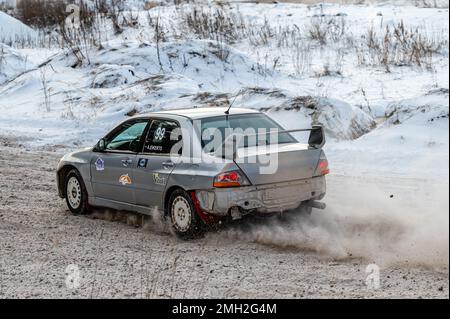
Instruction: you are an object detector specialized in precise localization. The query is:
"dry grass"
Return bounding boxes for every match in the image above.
[3,2,447,71]
[359,21,448,70]
[178,5,447,70]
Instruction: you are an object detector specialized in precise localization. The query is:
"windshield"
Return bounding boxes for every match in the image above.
[200,113,297,150]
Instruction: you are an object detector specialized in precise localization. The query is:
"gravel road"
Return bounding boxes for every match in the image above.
[0,143,448,298]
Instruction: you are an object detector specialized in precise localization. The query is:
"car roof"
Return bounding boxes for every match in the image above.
[137,107,261,120]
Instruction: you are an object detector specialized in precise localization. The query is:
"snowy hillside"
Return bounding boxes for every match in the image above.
[0,10,36,44]
[0,44,35,84]
[0,2,448,178]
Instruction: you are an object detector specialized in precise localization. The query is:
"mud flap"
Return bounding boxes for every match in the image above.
[190,191,221,225]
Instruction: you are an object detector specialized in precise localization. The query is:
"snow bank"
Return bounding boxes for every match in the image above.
[263,96,376,140]
[0,44,35,84]
[327,89,449,178]
[0,11,36,45]
[0,39,376,147]
[91,64,138,88]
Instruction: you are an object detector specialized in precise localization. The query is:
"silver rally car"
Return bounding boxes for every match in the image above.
[57,107,329,238]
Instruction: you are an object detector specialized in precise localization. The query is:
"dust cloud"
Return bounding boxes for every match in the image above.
[215,177,449,269]
[87,177,449,269]
[90,207,171,235]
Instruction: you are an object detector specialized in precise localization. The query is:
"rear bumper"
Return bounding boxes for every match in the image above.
[195,176,326,216]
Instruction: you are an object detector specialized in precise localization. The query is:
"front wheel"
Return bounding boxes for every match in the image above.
[168,189,204,239]
[65,169,89,215]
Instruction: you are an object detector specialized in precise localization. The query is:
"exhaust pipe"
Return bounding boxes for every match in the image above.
[306,200,326,210]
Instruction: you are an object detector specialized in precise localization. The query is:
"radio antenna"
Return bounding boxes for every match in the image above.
[225,89,243,115]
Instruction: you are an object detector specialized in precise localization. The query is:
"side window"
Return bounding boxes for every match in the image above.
[106,120,148,152]
[143,119,182,155]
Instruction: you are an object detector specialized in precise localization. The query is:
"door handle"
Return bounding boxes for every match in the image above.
[162,161,174,169]
[122,159,133,167]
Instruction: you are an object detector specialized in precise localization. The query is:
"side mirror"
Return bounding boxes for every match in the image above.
[96,138,106,152]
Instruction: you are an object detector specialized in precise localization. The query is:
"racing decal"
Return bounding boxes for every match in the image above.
[95,158,104,171]
[144,145,163,152]
[154,127,166,141]
[138,158,148,168]
[152,173,167,186]
[119,174,132,186]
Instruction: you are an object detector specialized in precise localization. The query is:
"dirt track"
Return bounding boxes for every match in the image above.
[0,144,448,299]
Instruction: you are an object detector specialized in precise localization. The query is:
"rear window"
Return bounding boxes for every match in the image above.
[200,113,297,149]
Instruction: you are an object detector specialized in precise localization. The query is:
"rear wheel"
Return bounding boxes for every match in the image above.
[168,189,204,239]
[65,169,89,215]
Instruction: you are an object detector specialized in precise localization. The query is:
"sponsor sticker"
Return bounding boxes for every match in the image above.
[145,145,163,152]
[138,158,148,168]
[119,174,132,186]
[152,173,167,186]
[95,158,104,171]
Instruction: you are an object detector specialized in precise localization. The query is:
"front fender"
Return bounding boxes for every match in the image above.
[56,147,95,198]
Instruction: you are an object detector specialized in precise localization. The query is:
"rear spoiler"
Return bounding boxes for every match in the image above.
[264,125,326,149]
[214,125,326,159]
[309,125,326,148]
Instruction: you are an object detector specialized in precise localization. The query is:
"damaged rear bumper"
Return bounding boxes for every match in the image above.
[195,176,326,216]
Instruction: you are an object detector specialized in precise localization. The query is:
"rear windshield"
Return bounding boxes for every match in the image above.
[200,113,297,149]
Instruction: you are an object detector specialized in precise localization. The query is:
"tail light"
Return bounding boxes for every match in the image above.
[315,152,330,176]
[213,170,249,188]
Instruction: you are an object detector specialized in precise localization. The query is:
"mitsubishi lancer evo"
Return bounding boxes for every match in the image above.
[57,107,329,238]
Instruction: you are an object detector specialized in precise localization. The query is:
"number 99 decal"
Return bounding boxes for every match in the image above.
[154,127,166,141]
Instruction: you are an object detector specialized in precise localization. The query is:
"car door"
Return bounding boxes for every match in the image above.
[134,118,182,208]
[91,118,150,204]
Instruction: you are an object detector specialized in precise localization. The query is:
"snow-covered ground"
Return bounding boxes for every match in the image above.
[0,10,36,44]
[0,2,448,180]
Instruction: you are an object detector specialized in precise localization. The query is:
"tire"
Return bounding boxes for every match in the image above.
[168,189,204,239]
[64,169,89,215]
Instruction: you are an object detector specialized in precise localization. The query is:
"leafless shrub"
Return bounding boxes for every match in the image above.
[309,19,328,45]
[61,92,77,120]
[253,52,272,77]
[154,12,166,71]
[122,10,139,29]
[94,0,110,15]
[366,26,378,50]
[6,1,447,75]
[56,0,124,65]
[59,17,93,67]
[292,42,312,75]
[0,45,5,74]
[363,21,448,70]
[180,6,247,44]
[360,87,372,114]
[0,2,14,14]
[39,66,50,112]
[248,18,274,46]
[315,62,343,78]
[210,39,231,62]
[17,0,95,29]
[308,17,346,45]
[144,1,160,11]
